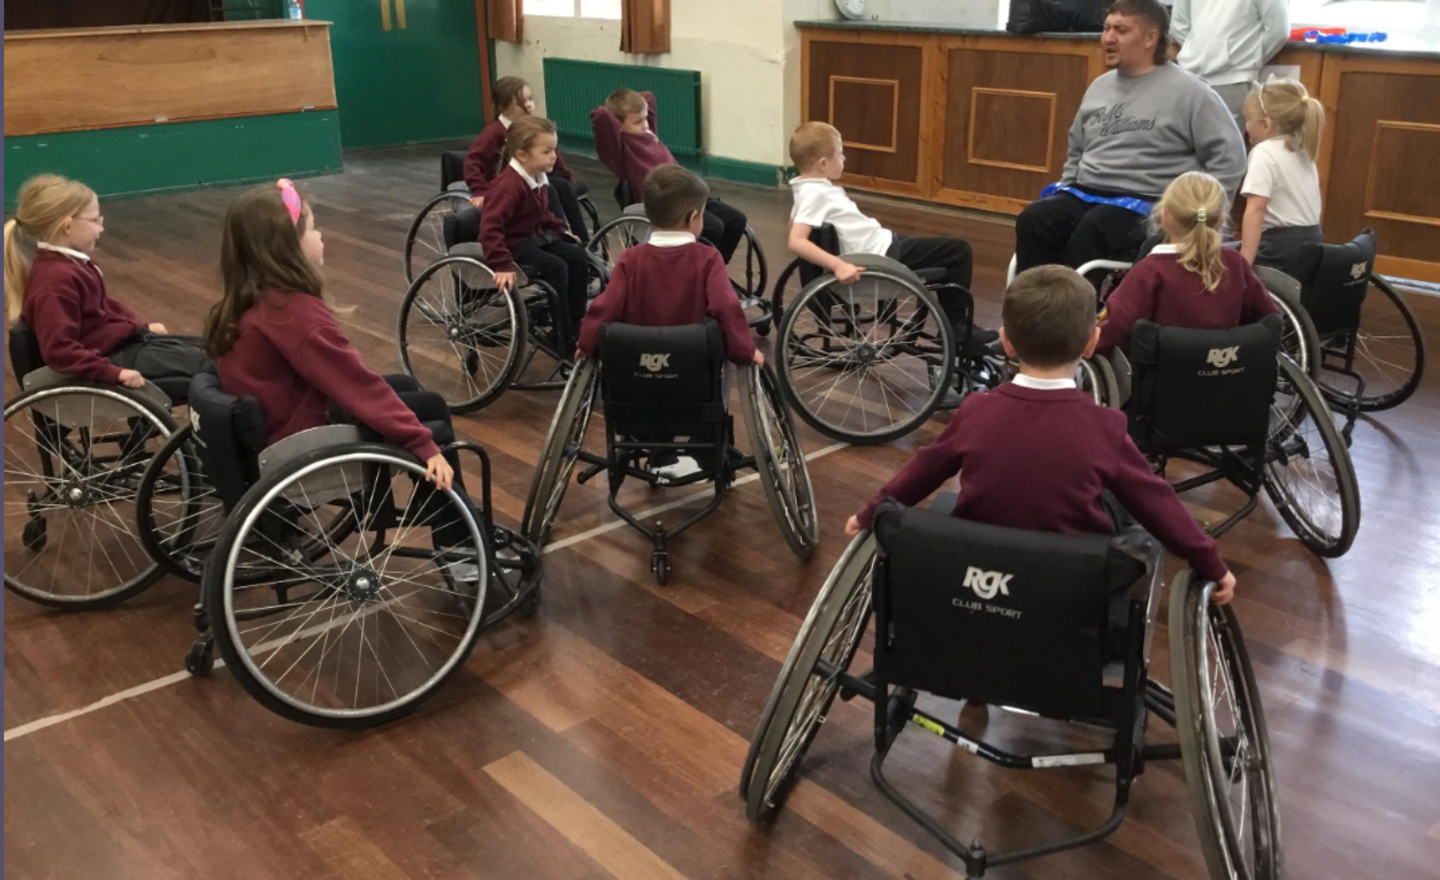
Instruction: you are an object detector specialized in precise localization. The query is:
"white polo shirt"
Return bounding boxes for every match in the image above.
[789,176,893,256]
[1241,138,1322,230]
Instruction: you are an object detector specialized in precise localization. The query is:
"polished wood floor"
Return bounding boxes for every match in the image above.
[5,147,1440,880]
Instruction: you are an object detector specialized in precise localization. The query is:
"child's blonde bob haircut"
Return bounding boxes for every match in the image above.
[789,122,842,174]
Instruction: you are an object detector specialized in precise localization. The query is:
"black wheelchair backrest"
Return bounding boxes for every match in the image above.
[798,224,841,286]
[187,372,268,513]
[440,150,467,192]
[1299,228,1376,337]
[1127,315,1281,454]
[443,206,483,250]
[872,506,1152,721]
[599,320,726,428]
[8,320,46,380]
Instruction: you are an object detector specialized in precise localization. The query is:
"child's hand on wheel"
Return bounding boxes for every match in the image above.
[117,369,145,389]
[1211,571,1236,605]
[493,271,517,292]
[425,454,455,492]
[147,322,168,334]
[833,261,864,285]
[844,515,862,537]
[752,350,765,368]
[470,196,484,209]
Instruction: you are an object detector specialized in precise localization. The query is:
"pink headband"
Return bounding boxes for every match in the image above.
[277,178,302,224]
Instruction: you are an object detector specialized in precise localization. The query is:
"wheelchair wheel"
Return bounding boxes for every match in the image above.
[578,194,601,238]
[1317,274,1426,412]
[770,257,805,330]
[4,385,176,609]
[1262,357,1361,557]
[404,191,472,285]
[398,255,528,414]
[204,444,487,728]
[1267,288,1322,382]
[136,424,225,582]
[521,358,600,545]
[778,272,955,445]
[731,226,772,335]
[742,532,876,821]
[740,364,818,559]
[1171,570,1282,880]
[586,214,651,274]
[1077,356,1119,407]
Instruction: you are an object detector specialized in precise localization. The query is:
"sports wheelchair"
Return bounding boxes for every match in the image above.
[521,320,817,585]
[585,179,774,336]
[397,200,608,413]
[139,372,542,728]
[1095,315,1360,557]
[4,321,195,609]
[741,504,1280,880]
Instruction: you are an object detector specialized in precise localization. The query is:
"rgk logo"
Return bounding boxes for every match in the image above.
[639,353,671,372]
[1206,346,1240,369]
[963,566,1013,600]
[1350,261,1367,281]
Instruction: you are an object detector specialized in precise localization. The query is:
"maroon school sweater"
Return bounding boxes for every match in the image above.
[1097,248,1280,352]
[21,249,145,384]
[216,290,439,462]
[478,165,568,273]
[856,383,1227,581]
[462,118,573,197]
[590,91,676,199]
[577,241,756,362]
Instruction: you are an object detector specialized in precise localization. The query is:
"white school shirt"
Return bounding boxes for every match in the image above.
[1011,374,1077,390]
[37,242,92,261]
[508,157,549,190]
[647,231,696,248]
[788,176,893,257]
[1240,138,1322,230]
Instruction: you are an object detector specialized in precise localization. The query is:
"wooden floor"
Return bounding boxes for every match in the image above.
[6,146,1440,880]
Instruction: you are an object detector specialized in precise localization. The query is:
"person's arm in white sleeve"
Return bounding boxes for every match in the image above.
[1258,0,1291,64]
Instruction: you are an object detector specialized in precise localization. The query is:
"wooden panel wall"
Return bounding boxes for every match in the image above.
[3,21,338,136]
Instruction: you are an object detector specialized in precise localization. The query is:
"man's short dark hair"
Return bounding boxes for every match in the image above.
[642,165,709,229]
[1107,0,1171,65]
[1002,266,1097,368]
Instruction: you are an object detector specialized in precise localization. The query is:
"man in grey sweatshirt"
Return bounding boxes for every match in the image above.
[1014,0,1246,273]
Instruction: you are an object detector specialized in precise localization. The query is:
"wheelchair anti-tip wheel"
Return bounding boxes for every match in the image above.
[136,423,225,582]
[1317,273,1426,412]
[1262,357,1361,557]
[1171,570,1282,880]
[203,444,488,728]
[741,532,877,822]
[398,254,528,414]
[521,358,600,546]
[405,191,473,285]
[4,385,177,609]
[778,271,956,445]
[740,364,818,558]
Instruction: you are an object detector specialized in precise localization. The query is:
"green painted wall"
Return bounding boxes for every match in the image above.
[556,135,787,190]
[4,112,343,211]
[306,0,486,150]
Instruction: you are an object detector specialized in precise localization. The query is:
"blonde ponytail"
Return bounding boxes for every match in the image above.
[1252,79,1325,162]
[1159,171,1228,292]
[4,175,98,325]
[1300,96,1324,162]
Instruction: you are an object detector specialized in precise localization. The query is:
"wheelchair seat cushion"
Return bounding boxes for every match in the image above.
[599,321,726,428]
[188,372,268,512]
[1127,316,1281,454]
[872,506,1150,720]
[8,321,46,379]
[1298,228,1376,338]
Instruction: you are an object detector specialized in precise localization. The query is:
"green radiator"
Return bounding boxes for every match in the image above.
[542,59,702,158]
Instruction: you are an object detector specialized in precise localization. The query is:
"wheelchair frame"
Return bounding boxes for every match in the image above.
[438,149,600,244]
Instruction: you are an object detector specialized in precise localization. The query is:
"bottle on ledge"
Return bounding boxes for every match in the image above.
[286,0,303,20]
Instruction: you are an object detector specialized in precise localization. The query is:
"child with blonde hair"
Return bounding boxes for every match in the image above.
[4,174,210,388]
[1238,78,1326,281]
[1097,171,1279,352]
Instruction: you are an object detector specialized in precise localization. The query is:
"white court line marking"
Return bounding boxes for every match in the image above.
[3,442,849,742]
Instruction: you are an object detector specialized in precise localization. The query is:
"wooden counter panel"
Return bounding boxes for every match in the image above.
[806,39,925,187]
[3,22,337,136]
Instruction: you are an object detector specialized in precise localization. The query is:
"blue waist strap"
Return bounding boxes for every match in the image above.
[1042,183,1152,217]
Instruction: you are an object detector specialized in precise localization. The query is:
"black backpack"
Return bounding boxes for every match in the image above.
[1007,0,1108,34]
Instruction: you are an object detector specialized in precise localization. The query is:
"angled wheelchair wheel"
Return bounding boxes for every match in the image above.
[731,226,773,335]
[521,358,600,546]
[1267,287,1322,382]
[586,214,652,274]
[577,194,601,238]
[770,257,806,330]
[398,255,528,414]
[1263,357,1361,557]
[204,444,488,728]
[4,385,176,609]
[404,191,473,285]
[1317,274,1426,412]
[742,532,876,821]
[778,272,956,445]
[1077,356,1119,407]
[740,364,818,559]
[136,424,225,582]
[1171,570,1282,880]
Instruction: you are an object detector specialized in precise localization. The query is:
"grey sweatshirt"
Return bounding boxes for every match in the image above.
[1061,63,1247,203]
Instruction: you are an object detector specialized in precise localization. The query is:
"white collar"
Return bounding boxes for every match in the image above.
[37,242,91,262]
[499,114,514,129]
[508,158,548,190]
[789,175,834,190]
[1012,374,1077,390]
[1149,243,1179,255]
[647,231,697,248]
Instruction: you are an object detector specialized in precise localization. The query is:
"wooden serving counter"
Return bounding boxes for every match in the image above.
[798,21,1440,282]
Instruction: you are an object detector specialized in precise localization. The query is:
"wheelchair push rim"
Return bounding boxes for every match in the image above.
[740,363,819,559]
[521,358,600,546]
[1171,571,1282,880]
[1262,357,1361,557]
[743,532,877,822]
[778,271,956,445]
[1317,274,1426,412]
[398,255,529,415]
[4,385,175,609]
[404,191,473,285]
[205,446,488,727]
[136,423,225,582]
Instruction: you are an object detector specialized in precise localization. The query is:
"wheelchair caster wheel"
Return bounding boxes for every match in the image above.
[22,515,47,554]
[756,320,772,337]
[185,638,214,677]
[651,552,671,586]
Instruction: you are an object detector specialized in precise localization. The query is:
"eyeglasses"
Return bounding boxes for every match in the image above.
[74,215,104,226]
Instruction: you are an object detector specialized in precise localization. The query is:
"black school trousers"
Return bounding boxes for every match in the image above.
[886,234,975,329]
[511,236,590,350]
[1015,191,1151,273]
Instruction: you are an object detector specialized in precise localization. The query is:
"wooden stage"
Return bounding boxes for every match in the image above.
[5,149,1440,880]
